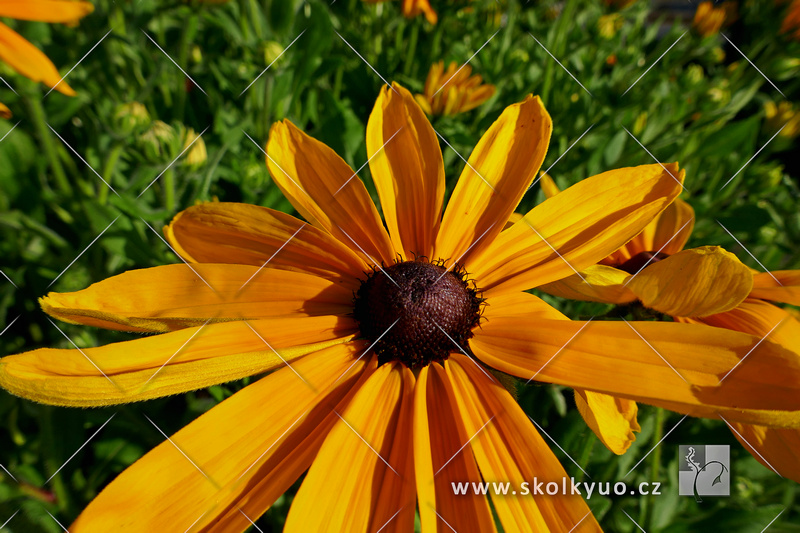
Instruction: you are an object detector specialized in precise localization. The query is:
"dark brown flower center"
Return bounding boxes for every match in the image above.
[617,250,670,275]
[353,259,483,369]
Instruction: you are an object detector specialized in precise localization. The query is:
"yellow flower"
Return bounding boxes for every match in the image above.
[4,85,800,531]
[181,127,207,168]
[414,61,496,116]
[365,0,438,24]
[538,175,800,475]
[597,14,623,39]
[692,1,737,38]
[764,100,800,140]
[0,0,93,103]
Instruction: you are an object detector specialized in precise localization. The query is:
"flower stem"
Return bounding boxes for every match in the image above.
[98,143,124,205]
[641,407,665,527]
[25,96,72,196]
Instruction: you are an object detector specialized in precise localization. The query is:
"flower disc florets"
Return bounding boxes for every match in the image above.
[353,258,484,369]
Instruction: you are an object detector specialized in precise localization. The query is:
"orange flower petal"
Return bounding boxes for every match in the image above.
[574,389,640,455]
[650,197,694,255]
[538,265,638,305]
[0,101,10,119]
[729,423,800,483]
[0,21,74,95]
[367,84,445,258]
[0,1,93,23]
[694,298,800,352]
[749,270,800,306]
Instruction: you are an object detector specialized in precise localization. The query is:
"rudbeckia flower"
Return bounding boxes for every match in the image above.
[4,85,800,532]
[691,1,737,38]
[0,0,94,112]
[364,0,438,25]
[539,174,800,476]
[414,60,496,116]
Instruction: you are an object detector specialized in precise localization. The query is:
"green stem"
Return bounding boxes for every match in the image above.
[403,23,420,78]
[175,14,199,123]
[98,143,124,205]
[164,167,176,212]
[41,407,72,513]
[25,96,72,195]
[642,408,665,527]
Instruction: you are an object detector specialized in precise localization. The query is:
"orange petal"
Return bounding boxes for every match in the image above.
[41,264,353,333]
[0,22,74,95]
[446,354,602,532]
[367,84,445,258]
[435,95,552,264]
[165,202,366,288]
[650,197,694,255]
[0,1,93,23]
[574,389,640,455]
[70,345,373,532]
[285,362,416,532]
[266,120,395,265]
[729,423,800,483]
[749,270,800,306]
[0,101,10,119]
[538,265,638,305]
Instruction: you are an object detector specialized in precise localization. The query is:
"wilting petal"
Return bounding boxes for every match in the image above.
[471,164,684,296]
[70,345,373,532]
[0,1,93,22]
[0,317,359,407]
[367,84,444,258]
[414,364,497,533]
[165,202,366,288]
[266,120,395,264]
[446,355,602,532]
[471,317,800,424]
[750,270,800,306]
[41,264,353,332]
[627,246,753,317]
[0,22,75,95]
[285,362,416,532]
[436,95,551,264]
[539,265,638,305]
[729,423,800,483]
[574,389,640,455]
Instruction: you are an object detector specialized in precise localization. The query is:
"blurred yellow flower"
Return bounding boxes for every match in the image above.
[414,60,495,116]
[365,0,438,24]
[182,127,207,168]
[598,13,623,38]
[0,101,10,119]
[764,100,800,139]
[692,1,737,38]
[781,0,800,39]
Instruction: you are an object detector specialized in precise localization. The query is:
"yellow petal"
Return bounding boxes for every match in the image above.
[266,120,395,264]
[538,265,638,305]
[538,172,561,199]
[69,344,372,532]
[650,197,694,255]
[0,1,93,22]
[414,364,497,533]
[0,22,75,95]
[165,202,366,288]
[483,290,568,321]
[470,317,800,424]
[285,362,416,532]
[750,270,800,306]
[0,317,359,407]
[574,389,640,455]
[367,84,445,258]
[471,163,684,296]
[692,298,800,351]
[435,95,552,264]
[446,355,602,532]
[627,246,753,317]
[729,423,800,483]
[0,101,10,119]
[41,264,353,333]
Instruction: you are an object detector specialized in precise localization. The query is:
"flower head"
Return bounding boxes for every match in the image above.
[3,85,800,531]
[414,61,496,116]
[692,1,737,38]
[764,100,800,140]
[365,0,438,24]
